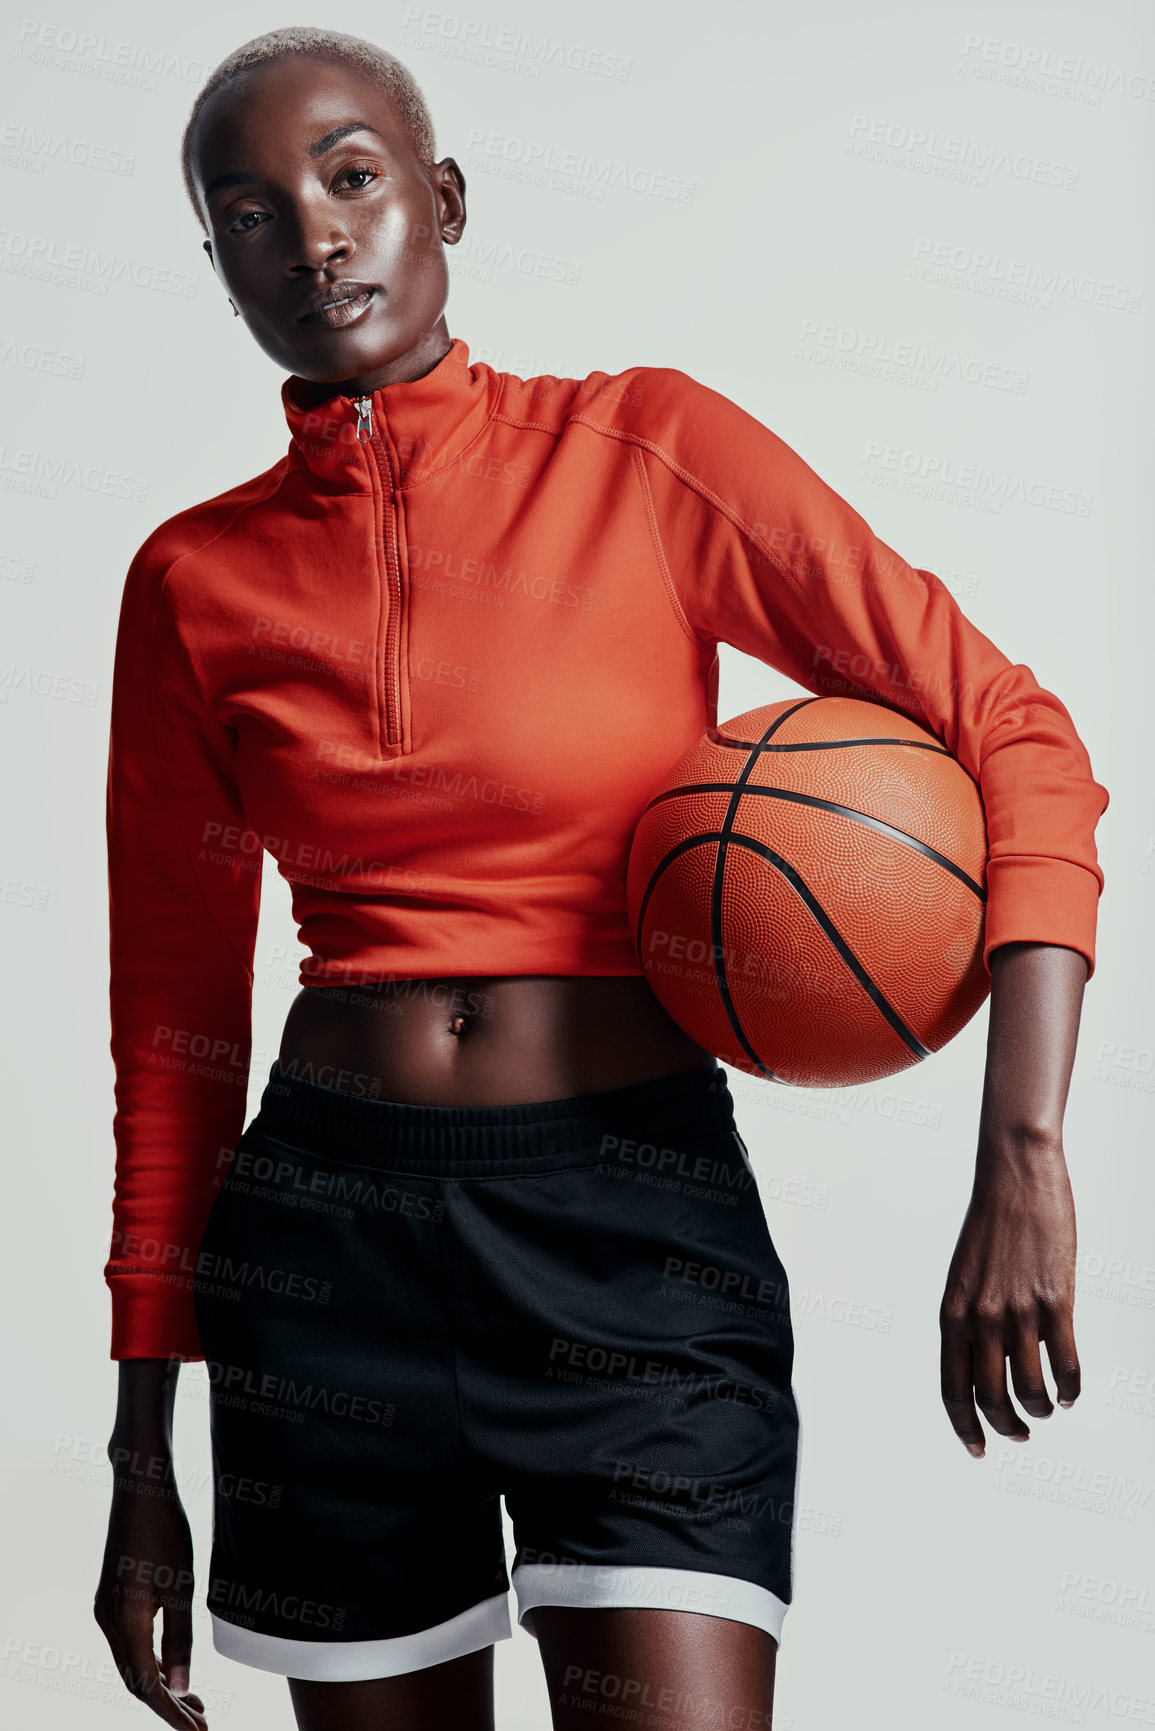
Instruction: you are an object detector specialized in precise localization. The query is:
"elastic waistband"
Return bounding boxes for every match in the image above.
[249,1060,736,1176]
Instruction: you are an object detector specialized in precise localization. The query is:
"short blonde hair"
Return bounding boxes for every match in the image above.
[181,26,437,227]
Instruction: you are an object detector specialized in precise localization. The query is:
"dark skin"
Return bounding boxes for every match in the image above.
[93,52,1090,1731]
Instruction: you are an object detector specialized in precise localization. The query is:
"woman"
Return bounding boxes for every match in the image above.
[93,26,1108,1731]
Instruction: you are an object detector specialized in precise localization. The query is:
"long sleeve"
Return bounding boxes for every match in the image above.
[633,371,1109,979]
[105,533,262,1359]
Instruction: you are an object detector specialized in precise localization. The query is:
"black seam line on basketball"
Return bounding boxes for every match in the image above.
[641,783,986,902]
[643,830,933,1064]
[727,834,933,1059]
[711,700,817,1080]
[707,735,951,756]
[632,699,819,1085]
[633,830,783,1084]
[636,736,949,820]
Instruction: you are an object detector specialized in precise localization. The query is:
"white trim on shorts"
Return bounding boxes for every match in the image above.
[512,1562,788,1644]
[208,1591,513,1682]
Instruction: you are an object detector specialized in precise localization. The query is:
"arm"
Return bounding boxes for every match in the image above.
[97,1359,207,1729]
[95,531,261,1725]
[940,939,1087,1454]
[104,532,261,1360]
[631,369,1108,1446]
[629,369,1109,978]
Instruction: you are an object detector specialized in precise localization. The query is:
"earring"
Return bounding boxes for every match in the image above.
[228,298,239,317]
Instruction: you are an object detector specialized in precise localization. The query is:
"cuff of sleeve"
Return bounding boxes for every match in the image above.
[982,854,1102,982]
[109,1279,206,1362]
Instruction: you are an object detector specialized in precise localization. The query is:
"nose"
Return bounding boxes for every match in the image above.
[284,199,355,276]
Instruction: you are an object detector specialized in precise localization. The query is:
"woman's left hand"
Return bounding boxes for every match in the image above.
[939,1135,1080,1456]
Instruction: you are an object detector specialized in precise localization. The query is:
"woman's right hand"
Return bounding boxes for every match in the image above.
[95,1359,208,1727]
[94,1471,208,1728]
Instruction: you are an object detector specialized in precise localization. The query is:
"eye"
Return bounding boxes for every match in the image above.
[224,208,268,236]
[335,162,383,192]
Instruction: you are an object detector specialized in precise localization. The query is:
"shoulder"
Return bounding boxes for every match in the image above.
[121,456,291,612]
[492,358,731,441]
[496,361,774,475]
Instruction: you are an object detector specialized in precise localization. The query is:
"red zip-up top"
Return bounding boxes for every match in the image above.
[105,335,1109,1359]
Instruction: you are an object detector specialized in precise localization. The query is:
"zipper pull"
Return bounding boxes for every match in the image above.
[352,395,373,442]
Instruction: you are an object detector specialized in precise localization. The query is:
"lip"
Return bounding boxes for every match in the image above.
[297,284,378,329]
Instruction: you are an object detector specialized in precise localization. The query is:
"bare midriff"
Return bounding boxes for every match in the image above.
[277,975,717,1106]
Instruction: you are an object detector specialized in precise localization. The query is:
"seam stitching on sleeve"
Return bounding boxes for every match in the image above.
[564,414,809,599]
[630,445,703,650]
[489,412,565,436]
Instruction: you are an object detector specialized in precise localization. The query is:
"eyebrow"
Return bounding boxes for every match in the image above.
[202,122,386,199]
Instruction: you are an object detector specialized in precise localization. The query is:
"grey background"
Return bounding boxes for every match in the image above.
[1,1,1151,1724]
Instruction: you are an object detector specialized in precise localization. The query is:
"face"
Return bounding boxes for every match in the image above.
[189,54,466,394]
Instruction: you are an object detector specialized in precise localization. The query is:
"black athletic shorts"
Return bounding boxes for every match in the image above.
[191,1059,801,1682]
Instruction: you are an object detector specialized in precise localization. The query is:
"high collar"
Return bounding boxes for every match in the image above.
[280,336,498,488]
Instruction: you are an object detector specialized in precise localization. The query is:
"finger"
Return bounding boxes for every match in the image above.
[118,1601,204,1728]
[1041,1306,1082,1408]
[97,1595,198,1728]
[940,1326,985,1456]
[972,1326,1030,1441]
[1008,1313,1054,1420]
[160,1601,208,1726]
[160,1598,193,1699]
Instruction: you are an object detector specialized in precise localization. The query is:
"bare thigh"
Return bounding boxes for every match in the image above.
[287,1644,494,1730]
[534,1606,777,1731]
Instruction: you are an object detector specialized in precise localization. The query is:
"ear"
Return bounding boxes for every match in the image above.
[433,157,467,246]
[203,238,216,275]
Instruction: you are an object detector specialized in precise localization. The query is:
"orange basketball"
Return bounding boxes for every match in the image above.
[626,696,990,1087]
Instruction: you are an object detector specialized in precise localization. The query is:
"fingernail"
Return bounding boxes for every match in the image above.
[965,1443,984,1458]
[1059,1398,1075,1408]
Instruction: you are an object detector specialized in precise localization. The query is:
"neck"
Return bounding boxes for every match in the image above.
[296,321,454,406]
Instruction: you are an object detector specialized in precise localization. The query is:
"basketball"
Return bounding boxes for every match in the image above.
[626,696,991,1088]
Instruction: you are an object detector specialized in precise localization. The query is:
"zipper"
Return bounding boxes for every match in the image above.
[348,393,407,753]
[352,394,373,443]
